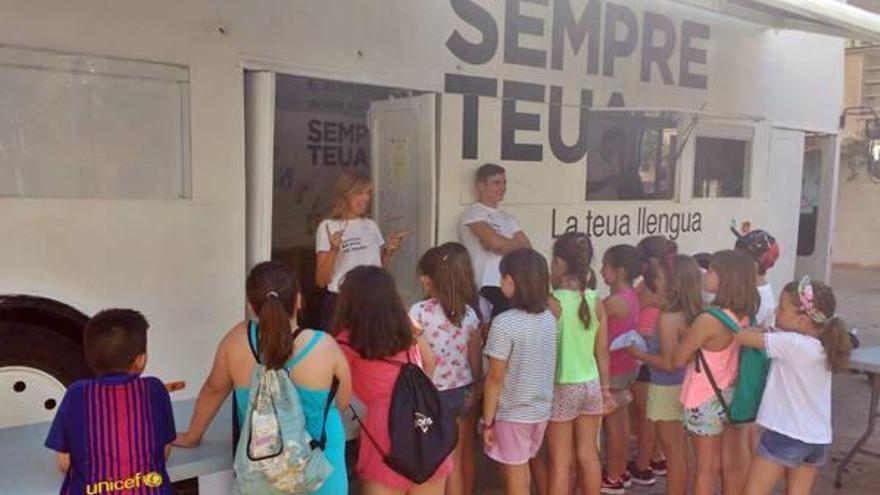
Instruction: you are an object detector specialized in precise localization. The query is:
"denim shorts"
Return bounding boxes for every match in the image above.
[756,429,830,468]
[439,384,473,418]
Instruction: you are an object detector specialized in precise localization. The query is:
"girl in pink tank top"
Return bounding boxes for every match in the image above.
[599,244,642,489]
[672,250,759,495]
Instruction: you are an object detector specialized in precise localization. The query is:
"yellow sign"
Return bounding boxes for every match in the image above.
[86,471,164,494]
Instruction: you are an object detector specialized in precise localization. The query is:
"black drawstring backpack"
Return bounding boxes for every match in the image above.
[343,342,457,483]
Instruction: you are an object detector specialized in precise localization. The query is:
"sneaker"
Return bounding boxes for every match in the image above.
[620,470,632,488]
[627,461,657,486]
[650,459,667,476]
[601,475,626,495]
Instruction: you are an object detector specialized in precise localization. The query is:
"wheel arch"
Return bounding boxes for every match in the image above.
[0,294,89,345]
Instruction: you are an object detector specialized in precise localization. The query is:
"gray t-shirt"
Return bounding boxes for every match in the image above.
[484,309,557,422]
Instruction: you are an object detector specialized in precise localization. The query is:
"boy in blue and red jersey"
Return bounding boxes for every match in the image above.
[45,309,176,494]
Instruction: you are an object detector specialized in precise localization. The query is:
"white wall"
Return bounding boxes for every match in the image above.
[435,1,843,294]
[833,174,880,267]
[0,0,844,389]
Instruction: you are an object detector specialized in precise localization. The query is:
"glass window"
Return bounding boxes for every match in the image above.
[586,111,681,201]
[0,47,190,199]
[797,135,825,256]
[693,136,750,198]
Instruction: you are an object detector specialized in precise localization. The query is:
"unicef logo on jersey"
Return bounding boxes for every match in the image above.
[414,412,434,434]
[86,471,164,494]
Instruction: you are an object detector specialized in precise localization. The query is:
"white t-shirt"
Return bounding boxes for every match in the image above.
[756,331,832,444]
[408,299,480,391]
[315,218,384,293]
[756,283,777,328]
[459,203,522,288]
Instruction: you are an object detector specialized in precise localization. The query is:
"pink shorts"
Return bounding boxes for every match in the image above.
[484,420,548,465]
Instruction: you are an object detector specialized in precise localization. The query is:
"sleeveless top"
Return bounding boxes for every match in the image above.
[606,286,640,377]
[234,323,347,495]
[638,306,661,335]
[336,330,453,489]
[645,324,686,385]
[554,288,600,384]
[680,311,742,409]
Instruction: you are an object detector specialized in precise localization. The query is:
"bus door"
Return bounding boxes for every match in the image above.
[369,94,438,305]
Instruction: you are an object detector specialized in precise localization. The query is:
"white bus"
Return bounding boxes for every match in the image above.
[1,0,877,488]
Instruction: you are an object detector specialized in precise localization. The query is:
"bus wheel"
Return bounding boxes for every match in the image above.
[0,322,92,428]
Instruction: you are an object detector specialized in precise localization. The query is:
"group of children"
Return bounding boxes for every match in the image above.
[469,229,850,495]
[44,225,853,495]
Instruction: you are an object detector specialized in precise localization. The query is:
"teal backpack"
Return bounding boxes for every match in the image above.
[695,306,770,424]
[233,324,338,494]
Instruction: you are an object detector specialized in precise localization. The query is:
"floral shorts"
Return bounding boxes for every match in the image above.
[550,380,604,422]
[684,387,734,436]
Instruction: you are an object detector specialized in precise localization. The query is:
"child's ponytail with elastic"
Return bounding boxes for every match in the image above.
[258,293,294,370]
[246,261,298,370]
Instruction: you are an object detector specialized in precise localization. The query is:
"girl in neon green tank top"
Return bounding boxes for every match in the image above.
[543,232,612,495]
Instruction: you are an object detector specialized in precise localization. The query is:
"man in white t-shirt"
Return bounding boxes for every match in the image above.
[459,163,531,318]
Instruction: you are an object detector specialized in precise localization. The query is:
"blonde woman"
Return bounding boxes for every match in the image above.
[315,172,407,330]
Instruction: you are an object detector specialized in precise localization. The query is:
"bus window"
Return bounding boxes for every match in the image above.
[693,136,751,198]
[0,46,190,199]
[586,111,682,201]
[637,127,678,200]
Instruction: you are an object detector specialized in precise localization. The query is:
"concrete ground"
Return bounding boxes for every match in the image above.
[473,266,880,495]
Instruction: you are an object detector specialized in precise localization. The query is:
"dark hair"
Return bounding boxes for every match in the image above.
[637,236,678,292]
[709,250,758,319]
[603,244,642,284]
[661,255,704,324]
[333,265,414,359]
[475,163,505,183]
[499,249,549,314]
[84,309,149,375]
[552,232,596,328]
[781,280,851,372]
[693,252,712,270]
[418,243,480,326]
[246,261,298,370]
[733,229,779,276]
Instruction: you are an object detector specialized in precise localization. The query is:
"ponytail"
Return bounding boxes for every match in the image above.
[783,278,852,373]
[586,268,597,291]
[552,233,595,330]
[246,261,299,370]
[258,294,293,370]
[819,316,851,373]
[419,243,478,327]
